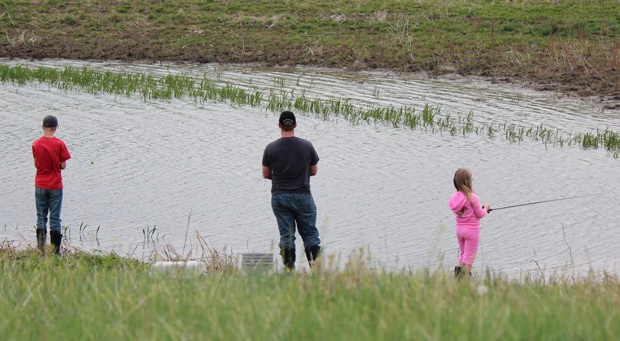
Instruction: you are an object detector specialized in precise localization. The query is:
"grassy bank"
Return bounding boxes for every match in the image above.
[1,0,619,101]
[1,246,619,340]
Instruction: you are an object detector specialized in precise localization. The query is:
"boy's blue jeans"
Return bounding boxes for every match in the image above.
[271,193,320,249]
[35,188,63,234]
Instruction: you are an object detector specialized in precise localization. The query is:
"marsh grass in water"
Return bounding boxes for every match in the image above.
[2,63,619,156]
[1,244,619,340]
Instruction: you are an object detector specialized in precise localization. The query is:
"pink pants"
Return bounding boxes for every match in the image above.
[456,227,479,265]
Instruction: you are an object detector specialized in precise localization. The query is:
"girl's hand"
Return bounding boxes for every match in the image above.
[483,203,491,212]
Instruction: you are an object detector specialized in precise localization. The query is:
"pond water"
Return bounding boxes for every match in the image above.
[1,59,619,279]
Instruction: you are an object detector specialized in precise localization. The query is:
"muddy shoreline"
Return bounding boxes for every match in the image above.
[3,42,619,110]
[2,0,620,109]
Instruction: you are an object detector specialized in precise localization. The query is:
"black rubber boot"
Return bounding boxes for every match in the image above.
[36,229,46,254]
[454,266,462,278]
[50,230,62,256]
[281,248,296,270]
[304,245,321,268]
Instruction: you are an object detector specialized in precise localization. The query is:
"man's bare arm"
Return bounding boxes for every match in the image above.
[309,164,317,176]
[262,166,272,179]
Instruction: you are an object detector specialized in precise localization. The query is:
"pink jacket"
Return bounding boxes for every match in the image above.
[449,191,487,229]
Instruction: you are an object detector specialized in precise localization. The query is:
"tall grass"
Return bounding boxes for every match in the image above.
[1,244,619,340]
[1,63,619,156]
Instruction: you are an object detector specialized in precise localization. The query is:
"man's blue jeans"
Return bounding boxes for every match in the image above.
[271,193,320,249]
[35,188,63,234]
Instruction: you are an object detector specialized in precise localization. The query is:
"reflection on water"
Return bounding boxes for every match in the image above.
[1,59,619,279]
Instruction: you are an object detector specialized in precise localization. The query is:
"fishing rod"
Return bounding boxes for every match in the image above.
[488,193,600,212]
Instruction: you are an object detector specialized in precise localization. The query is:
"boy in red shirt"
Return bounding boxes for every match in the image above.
[32,115,71,255]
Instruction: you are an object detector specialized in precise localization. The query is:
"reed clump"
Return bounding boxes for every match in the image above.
[1,63,619,156]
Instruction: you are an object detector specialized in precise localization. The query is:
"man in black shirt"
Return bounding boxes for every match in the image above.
[262,111,321,271]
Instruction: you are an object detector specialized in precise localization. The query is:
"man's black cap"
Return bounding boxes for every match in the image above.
[279,111,296,126]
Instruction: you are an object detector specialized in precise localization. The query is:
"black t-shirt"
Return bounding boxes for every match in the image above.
[262,136,319,194]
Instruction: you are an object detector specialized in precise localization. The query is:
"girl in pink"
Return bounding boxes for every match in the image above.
[448,168,490,278]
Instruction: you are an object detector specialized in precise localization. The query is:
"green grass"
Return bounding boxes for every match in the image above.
[1,245,619,340]
[2,63,619,156]
[1,0,619,99]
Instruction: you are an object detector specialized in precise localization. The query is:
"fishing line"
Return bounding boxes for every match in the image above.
[488,193,601,212]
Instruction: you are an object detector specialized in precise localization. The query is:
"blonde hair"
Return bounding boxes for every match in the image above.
[453,168,473,201]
